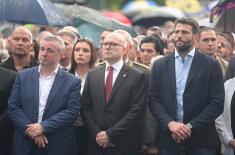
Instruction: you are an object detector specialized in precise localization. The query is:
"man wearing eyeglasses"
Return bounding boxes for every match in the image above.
[8,36,81,155]
[81,32,148,155]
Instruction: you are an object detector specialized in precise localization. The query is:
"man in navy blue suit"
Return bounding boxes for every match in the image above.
[8,35,81,155]
[148,18,225,155]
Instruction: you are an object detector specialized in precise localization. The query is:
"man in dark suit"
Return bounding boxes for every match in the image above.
[81,32,148,155]
[0,67,17,155]
[8,35,81,155]
[148,18,225,155]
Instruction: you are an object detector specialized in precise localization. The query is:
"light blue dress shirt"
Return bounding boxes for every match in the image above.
[175,48,195,122]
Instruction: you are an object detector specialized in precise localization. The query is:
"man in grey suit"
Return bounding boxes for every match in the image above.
[148,18,225,155]
[81,31,148,155]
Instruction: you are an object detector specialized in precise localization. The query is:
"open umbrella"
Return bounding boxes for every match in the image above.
[210,0,235,32]
[122,0,158,19]
[132,7,185,28]
[55,4,137,47]
[102,10,132,25]
[0,0,70,26]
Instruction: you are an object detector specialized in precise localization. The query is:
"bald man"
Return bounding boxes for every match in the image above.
[81,32,148,155]
[0,27,38,72]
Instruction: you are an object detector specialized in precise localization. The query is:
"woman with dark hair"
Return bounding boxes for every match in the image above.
[70,38,97,93]
[69,38,97,155]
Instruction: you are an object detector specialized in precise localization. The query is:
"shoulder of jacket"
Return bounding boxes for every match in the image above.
[95,61,105,66]
[133,62,150,70]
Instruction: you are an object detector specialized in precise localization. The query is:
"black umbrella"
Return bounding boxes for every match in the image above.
[0,0,70,26]
[132,7,185,28]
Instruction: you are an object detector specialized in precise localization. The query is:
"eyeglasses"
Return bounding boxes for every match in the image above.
[100,42,125,49]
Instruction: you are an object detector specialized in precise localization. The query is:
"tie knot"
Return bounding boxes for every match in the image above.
[108,66,113,72]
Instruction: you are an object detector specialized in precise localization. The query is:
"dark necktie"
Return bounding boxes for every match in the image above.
[105,66,113,102]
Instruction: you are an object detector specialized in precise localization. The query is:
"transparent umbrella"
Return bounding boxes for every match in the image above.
[55,4,137,48]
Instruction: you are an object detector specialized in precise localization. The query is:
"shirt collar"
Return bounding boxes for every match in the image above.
[59,64,71,70]
[38,64,59,78]
[105,59,124,72]
[174,47,195,58]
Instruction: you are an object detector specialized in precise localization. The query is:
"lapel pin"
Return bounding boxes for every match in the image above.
[123,74,127,77]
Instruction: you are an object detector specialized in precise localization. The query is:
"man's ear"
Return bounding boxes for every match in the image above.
[7,37,12,46]
[194,34,199,42]
[29,42,34,51]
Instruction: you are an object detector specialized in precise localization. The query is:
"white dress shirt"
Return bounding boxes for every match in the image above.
[38,66,59,123]
[105,60,124,87]
[75,71,87,94]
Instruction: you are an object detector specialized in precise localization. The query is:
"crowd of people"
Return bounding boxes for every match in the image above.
[0,17,235,155]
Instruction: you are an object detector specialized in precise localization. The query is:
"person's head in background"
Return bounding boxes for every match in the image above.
[127,38,139,62]
[135,35,146,63]
[113,29,133,62]
[146,26,163,38]
[164,21,175,32]
[55,29,77,69]
[197,27,217,58]
[62,26,81,39]
[29,39,40,60]
[164,31,175,55]
[0,38,9,62]
[217,32,234,61]
[8,27,33,58]
[139,35,164,66]
[36,30,53,43]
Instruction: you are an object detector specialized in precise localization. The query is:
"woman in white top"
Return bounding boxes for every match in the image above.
[69,38,97,155]
[216,77,235,155]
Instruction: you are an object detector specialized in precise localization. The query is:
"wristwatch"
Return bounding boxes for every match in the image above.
[186,123,192,129]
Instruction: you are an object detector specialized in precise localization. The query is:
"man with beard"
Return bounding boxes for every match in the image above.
[148,18,224,155]
[0,27,38,72]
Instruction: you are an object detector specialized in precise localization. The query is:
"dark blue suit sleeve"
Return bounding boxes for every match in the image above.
[189,60,225,129]
[8,74,32,135]
[148,61,173,131]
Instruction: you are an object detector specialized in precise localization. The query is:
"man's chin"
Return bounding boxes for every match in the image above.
[14,52,26,57]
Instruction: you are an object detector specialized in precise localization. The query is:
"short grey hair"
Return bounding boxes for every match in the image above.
[42,35,65,53]
[113,29,133,46]
[55,29,77,45]
[11,27,33,43]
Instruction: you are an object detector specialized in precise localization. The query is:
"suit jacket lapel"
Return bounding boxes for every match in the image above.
[168,54,176,96]
[44,69,66,112]
[107,64,128,104]
[32,67,40,122]
[185,50,202,90]
[98,65,106,105]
